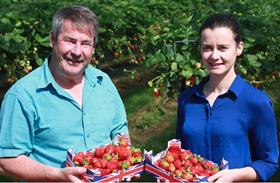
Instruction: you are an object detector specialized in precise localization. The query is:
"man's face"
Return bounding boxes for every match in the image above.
[50,20,94,78]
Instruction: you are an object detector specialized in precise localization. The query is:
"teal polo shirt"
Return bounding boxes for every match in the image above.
[0,57,129,168]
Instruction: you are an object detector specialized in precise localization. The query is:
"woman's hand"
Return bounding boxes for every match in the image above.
[207,167,259,183]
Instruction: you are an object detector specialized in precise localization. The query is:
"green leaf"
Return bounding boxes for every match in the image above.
[181,70,193,79]
[246,54,261,67]
[34,34,50,47]
[238,64,247,75]
[175,53,184,62]
[171,62,177,71]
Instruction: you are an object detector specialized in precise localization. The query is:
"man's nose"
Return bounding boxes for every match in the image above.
[71,43,82,56]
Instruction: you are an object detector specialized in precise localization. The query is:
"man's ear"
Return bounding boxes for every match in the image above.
[237,41,244,56]
[50,31,54,48]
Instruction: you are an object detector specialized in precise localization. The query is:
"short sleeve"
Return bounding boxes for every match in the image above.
[0,92,35,157]
[103,75,129,139]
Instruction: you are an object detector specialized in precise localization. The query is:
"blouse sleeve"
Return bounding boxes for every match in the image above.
[248,95,279,181]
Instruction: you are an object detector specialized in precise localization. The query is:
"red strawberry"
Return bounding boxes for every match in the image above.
[73,152,85,166]
[119,138,129,147]
[190,156,198,165]
[116,146,129,160]
[131,147,142,157]
[203,161,216,169]
[158,159,169,170]
[210,168,219,175]
[168,163,176,173]
[168,144,181,153]
[182,172,194,181]
[121,160,131,169]
[153,88,162,97]
[83,164,93,169]
[94,147,105,158]
[93,159,102,168]
[131,156,143,165]
[102,153,112,161]
[173,159,182,169]
[105,144,115,154]
[175,170,182,177]
[165,151,174,163]
[106,161,118,172]
[100,159,107,168]
[180,150,192,160]
[100,168,111,176]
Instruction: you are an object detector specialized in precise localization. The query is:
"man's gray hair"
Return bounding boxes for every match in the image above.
[52,5,99,46]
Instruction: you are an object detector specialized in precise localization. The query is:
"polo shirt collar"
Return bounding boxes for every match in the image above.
[194,75,245,99]
[38,56,103,90]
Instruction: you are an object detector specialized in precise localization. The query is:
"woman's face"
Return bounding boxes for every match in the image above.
[200,27,243,76]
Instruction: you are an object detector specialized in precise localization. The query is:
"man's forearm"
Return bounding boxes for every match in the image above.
[0,155,63,181]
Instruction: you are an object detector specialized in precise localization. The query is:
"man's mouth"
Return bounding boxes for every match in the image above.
[65,57,84,65]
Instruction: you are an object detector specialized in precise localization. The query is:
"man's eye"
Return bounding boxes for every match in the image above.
[82,42,93,46]
[64,39,75,44]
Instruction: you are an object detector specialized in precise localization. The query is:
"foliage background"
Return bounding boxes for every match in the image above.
[0,0,280,90]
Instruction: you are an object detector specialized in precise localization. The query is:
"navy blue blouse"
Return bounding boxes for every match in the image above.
[176,75,279,181]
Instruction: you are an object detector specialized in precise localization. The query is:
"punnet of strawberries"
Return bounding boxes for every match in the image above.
[154,143,220,182]
[68,135,143,176]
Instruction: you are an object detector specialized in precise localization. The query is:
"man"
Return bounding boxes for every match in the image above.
[0,5,129,182]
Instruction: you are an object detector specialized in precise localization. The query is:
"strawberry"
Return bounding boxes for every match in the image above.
[182,172,194,181]
[83,164,93,169]
[119,138,129,147]
[168,144,181,154]
[94,147,105,158]
[100,168,111,176]
[93,159,102,169]
[102,153,112,161]
[203,160,217,170]
[131,156,143,165]
[121,160,131,169]
[100,159,107,168]
[116,146,129,160]
[158,159,169,170]
[153,88,162,97]
[175,170,182,177]
[105,144,115,154]
[173,159,182,169]
[210,168,219,175]
[190,156,198,165]
[180,150,192,160]
[168,163,176,173]
[73,152,85,166]
[106,161,118,172]
[131,147,142,157]
[165,151,175,163]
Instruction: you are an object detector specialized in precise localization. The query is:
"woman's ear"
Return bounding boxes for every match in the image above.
[50,31,54,48]
[237,41,244,56]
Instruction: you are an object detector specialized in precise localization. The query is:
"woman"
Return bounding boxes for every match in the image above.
[176,13,279,182]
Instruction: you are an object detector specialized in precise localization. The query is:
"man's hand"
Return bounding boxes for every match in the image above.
[60,167,87,182]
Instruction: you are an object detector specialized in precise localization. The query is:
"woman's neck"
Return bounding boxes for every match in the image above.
[205,70,236,96]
